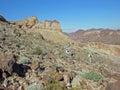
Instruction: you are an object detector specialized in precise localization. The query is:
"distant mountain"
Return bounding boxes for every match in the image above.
[69,29,120,45]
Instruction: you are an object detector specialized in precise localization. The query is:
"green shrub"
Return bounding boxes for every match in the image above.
[84,71,103,81]
[44,77,88,90]
[19,57,29,64]
[41,50,47,56]
[46,78,80,90]
[27,83,43,90]
[27,50,34,55]
[46,78,62,90]
[59,52,66,58]
[28,47,43,55]
[75,55,81,60]
[52,63,59,67]
[33,47,43,55]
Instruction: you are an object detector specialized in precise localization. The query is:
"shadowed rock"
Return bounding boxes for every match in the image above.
[0,15,7,22]
[0,51,18,82]
[0,51,17,75]
[13,63,31,77]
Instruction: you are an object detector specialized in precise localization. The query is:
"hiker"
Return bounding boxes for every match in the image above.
[88,52,93,63]
[66,48,73,56]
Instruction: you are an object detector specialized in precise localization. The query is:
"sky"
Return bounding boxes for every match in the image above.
[0,0,120,32]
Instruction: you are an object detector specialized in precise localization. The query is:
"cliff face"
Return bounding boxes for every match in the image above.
[70,29,120,45]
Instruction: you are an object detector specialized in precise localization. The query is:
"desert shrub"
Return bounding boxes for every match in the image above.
[27,83,43,90]
[19,57,30,64]
[84,71,103,81]
[27,47,43,55]
[27,50,34,55]
[46,78,80,90]
[52,63,59,67]
[46,78,67,90]
[33,47,43,55]
[75,55,81,60]
[59,52,66,58]
[81,49,89,54]
[41,50,47,56]
[52,49,60,55]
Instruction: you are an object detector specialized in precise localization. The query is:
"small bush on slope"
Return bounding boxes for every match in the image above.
[84,71,104,81]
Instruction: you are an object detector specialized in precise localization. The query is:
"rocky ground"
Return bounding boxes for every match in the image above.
[0,15,120,90]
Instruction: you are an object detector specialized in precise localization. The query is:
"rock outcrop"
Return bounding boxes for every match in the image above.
[39,20,62,31]
[43,20,52,30]
[0,15,62,32]
[15,16,39,30]
[0,51,17,79]
[0,15,7,22]
[52,20,62,32]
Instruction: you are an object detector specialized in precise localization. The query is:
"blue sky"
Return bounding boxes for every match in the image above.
[0,0,120,32]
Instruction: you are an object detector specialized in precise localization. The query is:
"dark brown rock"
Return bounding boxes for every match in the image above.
[0,51,17,76]
[0,15,7,22]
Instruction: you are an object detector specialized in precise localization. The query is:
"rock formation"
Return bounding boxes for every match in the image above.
[0,15,62,32]
[52,20,62,32]
[16,16,39,30]
[43,20,52,30]
[42,20,62,31]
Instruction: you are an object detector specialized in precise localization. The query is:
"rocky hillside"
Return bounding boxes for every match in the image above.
[69,29,120,45]
[0,15,120,90]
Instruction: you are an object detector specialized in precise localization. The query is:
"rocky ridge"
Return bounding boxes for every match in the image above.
[1,15,62,32]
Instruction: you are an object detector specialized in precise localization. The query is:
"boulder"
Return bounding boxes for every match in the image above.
[0,51,17,75]
[31,60,40,71]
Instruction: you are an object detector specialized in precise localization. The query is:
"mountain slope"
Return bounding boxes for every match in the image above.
[0,16,120,90]
[69,29,120,45]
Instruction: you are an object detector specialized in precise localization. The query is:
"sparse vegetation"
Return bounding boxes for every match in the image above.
[32,47,48,56]
[75,55,81,60]
[84,71,103,81]
[52,63,59,67]
[19,57,30,64]
[27,83,43,90]
[46,78,64,90]
[29,47,43,55]
[41,50,47,56]
[59,52,66,58]
[46,78,77,90]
